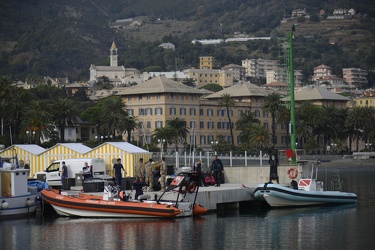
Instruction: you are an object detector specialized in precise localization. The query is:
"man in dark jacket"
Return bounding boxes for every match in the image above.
[210,155,224,186]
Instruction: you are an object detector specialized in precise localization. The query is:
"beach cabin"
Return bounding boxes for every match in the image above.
[84,142,152,177]
[0,144,46,177]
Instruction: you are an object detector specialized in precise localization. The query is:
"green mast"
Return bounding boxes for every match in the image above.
[289,24,297,164]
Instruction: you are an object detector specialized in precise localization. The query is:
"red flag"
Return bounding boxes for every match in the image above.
[286,149,294,158]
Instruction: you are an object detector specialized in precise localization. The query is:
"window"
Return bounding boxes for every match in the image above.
[190,121,196,129]
[181,94,184,101]
[170,107,176,115]
[145,108,152,115]
[180,108,186,115]
[255,110,260,117]
[217,122,222,129]
[157,94,161,101]
[170,93,175,100]
[128,96,132,102]
[263,122,269,129]
[138,95,142,101]
[127,109,134,116]
[155,108,163,115]
[155,121,163,128]
[200,135,206,145]
[208,135,214,143]
[208,122,214,129]
[200,109,204,115]
[207,109,213,116]
[138,108,145,116]
[200,121,204,129]
[189,108,196,116]
[146,121,151,129]
[217,110,225,116]
[146,94,151,101]
[138,121,143,128]
[263,111,268,118]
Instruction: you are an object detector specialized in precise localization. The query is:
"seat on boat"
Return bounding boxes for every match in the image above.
[138,194,151,201]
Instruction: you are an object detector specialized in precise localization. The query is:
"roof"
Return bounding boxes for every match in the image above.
[314,64,332,69]
[105,142,150,154]
[51,143,92,154]
[283,85,351,101]
[116,76,212,95]
[205,81,270,99]
[90,65,125,72]
[10,144,46,155]
[111,41,117,49]
[145,72,188,79]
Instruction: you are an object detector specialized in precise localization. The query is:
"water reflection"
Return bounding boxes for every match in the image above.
[1,166,375,250]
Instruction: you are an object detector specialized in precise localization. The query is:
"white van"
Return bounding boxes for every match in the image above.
[34,158,112,186]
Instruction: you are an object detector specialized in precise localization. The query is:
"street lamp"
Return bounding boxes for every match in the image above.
[366,143,372,152]
[331,143,337,154]
[211,140,218,155]
[158,139,165,159]
[26,130,35,144]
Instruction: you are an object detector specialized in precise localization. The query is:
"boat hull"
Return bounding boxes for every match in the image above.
[41,189,182,218]
[254,183,357,207]
[0,194,40,218]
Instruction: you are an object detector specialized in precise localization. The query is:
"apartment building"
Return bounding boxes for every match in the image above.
[241,59,278,79]
[266,68,303,86]
[343,68,368,88]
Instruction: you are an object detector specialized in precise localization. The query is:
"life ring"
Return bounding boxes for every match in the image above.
[185,181,197,194]
[287,167,298,179]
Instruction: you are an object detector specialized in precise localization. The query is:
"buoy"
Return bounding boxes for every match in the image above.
[1,200,9,209]
[26,198,35,207]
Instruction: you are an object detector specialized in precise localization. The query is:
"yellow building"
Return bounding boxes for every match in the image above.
[353,96,375,107]
[118,77,276,150]
[186,69,234,88]
[199,56,214,69]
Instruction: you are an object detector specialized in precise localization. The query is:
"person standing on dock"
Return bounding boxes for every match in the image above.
[211,155,224,187]
[144,159,155,192]
[159,157,167,192]
[113,158,126,188]
[269,153,279,184]
[134,158,144,181]
[194,159,206,186]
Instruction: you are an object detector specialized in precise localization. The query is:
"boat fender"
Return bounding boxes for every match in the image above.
[26,198,35,207]
[287,167,298,179]
[185,181,197,194]
[1,200,9,209]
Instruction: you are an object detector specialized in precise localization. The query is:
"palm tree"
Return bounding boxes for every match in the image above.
[166,117,189,152]
[262,93,282,147]
[217,93,236,147]
[276,105,290,148]
[123,116,138,142]
[236,112,260,144]
[51,98,78,142]
[345,106,371,152]
[21,100,52,144]
[153,126,178,153]
[249,124,272,151]
[99,96,128,138]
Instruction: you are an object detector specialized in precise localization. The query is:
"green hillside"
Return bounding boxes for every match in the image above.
[1,0,375,85]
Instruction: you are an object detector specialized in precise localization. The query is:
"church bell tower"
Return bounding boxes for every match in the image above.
[110,41,118,67]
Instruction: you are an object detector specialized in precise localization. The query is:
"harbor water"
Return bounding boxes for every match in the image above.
[1,165,375,250]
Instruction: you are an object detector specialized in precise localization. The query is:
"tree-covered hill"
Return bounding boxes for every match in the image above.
[1,0,375,85]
